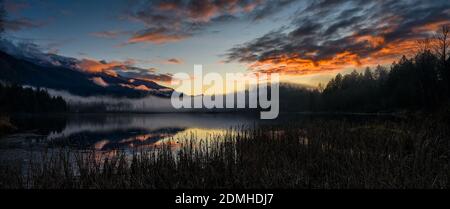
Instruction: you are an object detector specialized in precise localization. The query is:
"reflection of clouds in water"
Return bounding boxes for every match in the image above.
[119,133,174,143]
[94,139,110,150]
[108,132,179,150]
[154,128,231,147]
[48,114,257,140]
[0,114,261,164]
[79,128,237,151]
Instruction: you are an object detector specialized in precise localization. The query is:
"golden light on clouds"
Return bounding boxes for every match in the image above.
[128,31,188,44]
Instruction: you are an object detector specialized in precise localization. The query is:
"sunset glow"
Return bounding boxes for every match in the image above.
[2,0,449,93]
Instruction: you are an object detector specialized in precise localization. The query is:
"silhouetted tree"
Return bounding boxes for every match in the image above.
[282,26,450,113]
[0,83,68,113]
[299,26,448,112]
[433,25,450,95]
[434,25,449,62]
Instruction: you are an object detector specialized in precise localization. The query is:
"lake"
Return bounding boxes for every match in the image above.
[3,112,445,190]
[0,112,401,165]
[0,113,262,163]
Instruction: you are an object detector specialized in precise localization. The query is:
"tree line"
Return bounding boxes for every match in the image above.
[0,83,68,113]
[280,26,450,113]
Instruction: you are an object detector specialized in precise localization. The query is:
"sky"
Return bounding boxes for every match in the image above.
[2,0,450,93]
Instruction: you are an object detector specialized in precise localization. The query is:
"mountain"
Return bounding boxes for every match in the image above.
[0,50,172,98]
[0,39,79,69]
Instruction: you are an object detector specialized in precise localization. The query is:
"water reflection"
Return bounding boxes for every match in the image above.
[0,112,403,155]
[1,113,259,152]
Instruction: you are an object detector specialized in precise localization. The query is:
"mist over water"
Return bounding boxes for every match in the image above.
[44,88,179,112]
[43,86,272,114]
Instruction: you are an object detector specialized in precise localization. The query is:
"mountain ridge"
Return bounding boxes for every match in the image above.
[0,50,173,98]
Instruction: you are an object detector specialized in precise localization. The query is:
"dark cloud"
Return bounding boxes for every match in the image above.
[78,58,175,83]
[4,0,29,13]
[125,0,296,44]
[4,17,45,31]
[114,66,174,83]
[226,0,450,74]
[0,39,173,83]
[122,71,174,83]
[166,58,183,64]
[251,0,297,21]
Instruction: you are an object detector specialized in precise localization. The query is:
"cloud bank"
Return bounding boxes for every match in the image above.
[124,0,296,44]
[226,0,450,75]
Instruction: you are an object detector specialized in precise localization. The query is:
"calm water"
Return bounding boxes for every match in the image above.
[0,113,265,163]
[0,113,400,164]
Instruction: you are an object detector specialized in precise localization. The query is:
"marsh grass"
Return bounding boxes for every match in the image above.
[0,118,449,189]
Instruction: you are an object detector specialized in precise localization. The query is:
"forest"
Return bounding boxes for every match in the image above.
[280,26,450,113]
[0,84,67,136]
[0,84,67,113]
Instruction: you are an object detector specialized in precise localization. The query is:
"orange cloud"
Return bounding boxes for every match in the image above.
[157,2,178,11]
[91,30,128,39]
[354,35,385,48]
[78,59,126,76]
[94,140,110,150]
[370,39,417,62]
[128,30,188,44]
[244,20,449,77]
[243,1,260,12]
[247,37,425,76]
[225,0,450,80]
[413,20,450,33]
[250,51,364,75]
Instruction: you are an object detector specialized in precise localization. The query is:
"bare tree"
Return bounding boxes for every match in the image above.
[433,25,449,62]
[416,38,432,54]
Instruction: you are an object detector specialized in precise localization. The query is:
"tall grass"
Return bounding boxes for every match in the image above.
[1,117,449,189]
